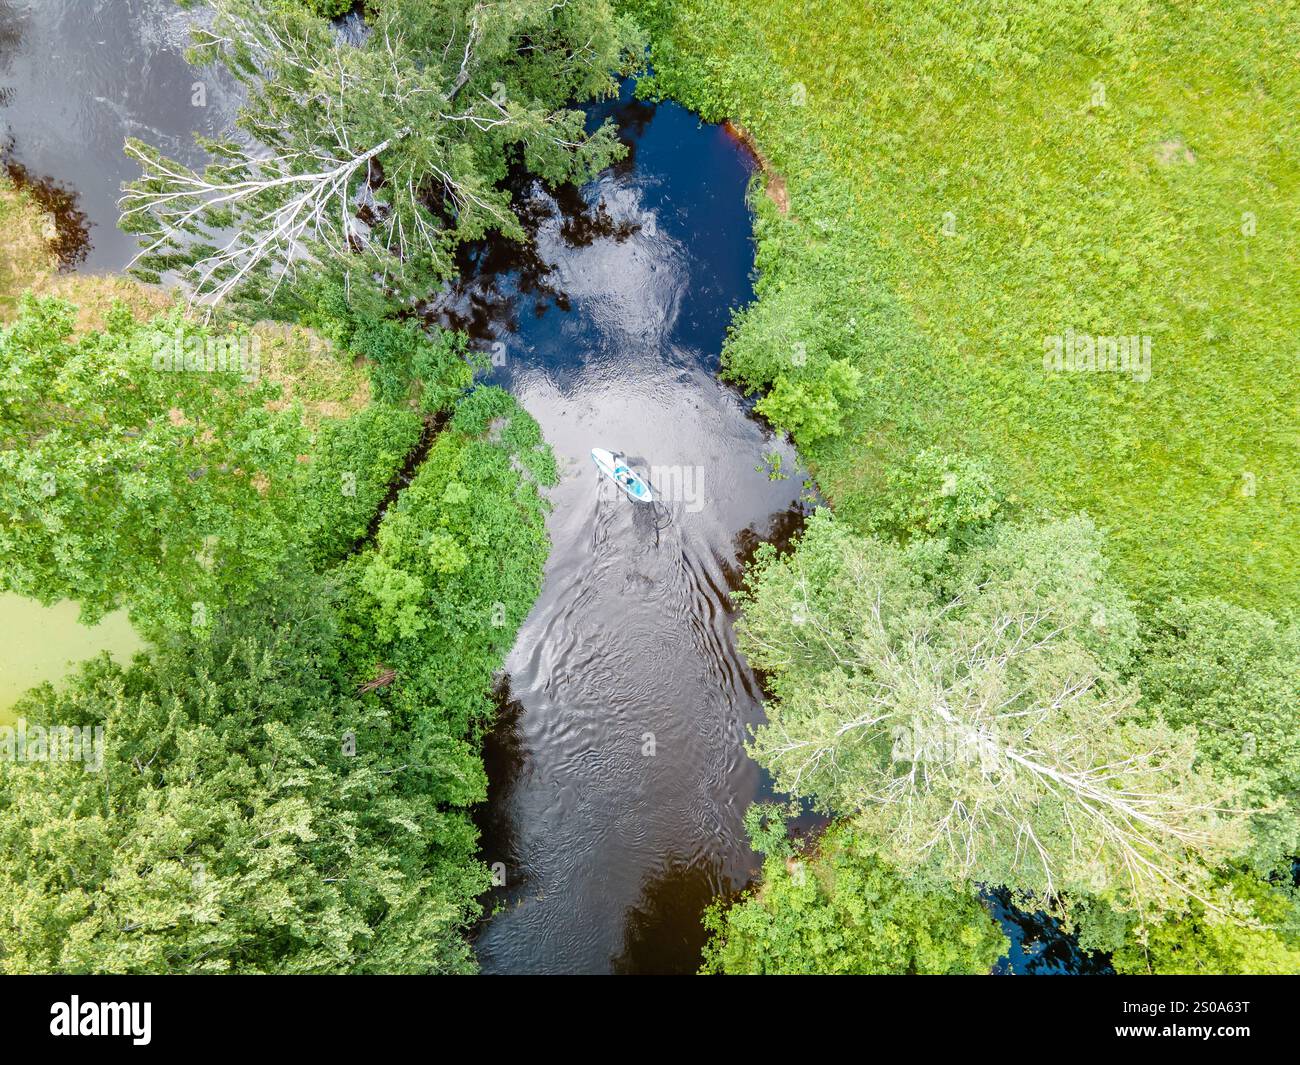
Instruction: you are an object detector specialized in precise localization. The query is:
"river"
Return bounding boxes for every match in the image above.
[0,0,239,271]
[427,87,811,973]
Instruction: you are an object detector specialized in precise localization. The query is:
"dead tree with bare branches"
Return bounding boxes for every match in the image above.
[737,511,1247,919]
[120,0,644,308]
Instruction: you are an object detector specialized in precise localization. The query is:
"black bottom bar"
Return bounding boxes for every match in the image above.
[0,974,1289,1051]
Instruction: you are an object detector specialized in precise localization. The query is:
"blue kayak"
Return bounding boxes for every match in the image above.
[591,447,654,503]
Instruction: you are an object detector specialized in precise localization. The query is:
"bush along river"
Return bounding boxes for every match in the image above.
[0,3,1095,975]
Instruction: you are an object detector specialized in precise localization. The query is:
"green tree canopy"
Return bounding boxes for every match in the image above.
[865,446,1007,547]
[0,294,433,633]
[0,574,487,974]
[736,509,1243,916]
[1137,597,1300,871]
[0,297,303,630]
[0,385,557,975]
[702,813,1007,975]
[336,386,558,736]
[1077,870,1300,976]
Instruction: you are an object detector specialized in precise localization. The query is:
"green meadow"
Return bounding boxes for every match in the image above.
[632,0,1299,613]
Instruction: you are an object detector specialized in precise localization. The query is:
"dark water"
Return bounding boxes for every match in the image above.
[3,4,1094,976]
[0,0,238,271]
[987,890,1113,975]
[429,87,810,974]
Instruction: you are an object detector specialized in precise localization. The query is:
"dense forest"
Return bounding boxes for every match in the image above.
[0,0,1296,977]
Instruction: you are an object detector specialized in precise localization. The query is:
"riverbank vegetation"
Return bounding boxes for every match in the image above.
[0,271,555,975]
[0,178,170,327]
[0,385,553,972]
[702,814,1008,975]
[697,487,1298,972]
[739,511,1244,911]
[625,0,1300,973]
[630,0,1298,613]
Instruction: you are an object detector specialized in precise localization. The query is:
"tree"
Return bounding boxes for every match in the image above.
[736,510,1243,915]
[1138,597,1300,871]
[276,0,353,16]
[1076,596,1300,972]
[755,358,862,445]
[336,386,557,736]
[1080,871,1300,976]
[0,574,489,974]
[866,446,1006,546]
[702,814,1007,975]
[121,0,645,306]
[0,293,441,633]
[0,385,557,974]
[0,296,303,631]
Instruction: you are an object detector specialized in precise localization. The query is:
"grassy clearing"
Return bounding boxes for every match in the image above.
[0,180,172,328]
[1,180,369,422]
[631,0,1299,613]
[0,181,55,315]
[257,321,372,425]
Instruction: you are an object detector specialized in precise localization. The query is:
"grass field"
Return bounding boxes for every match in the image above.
[630,0,1299,613]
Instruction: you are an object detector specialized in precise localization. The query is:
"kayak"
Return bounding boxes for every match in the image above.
[591,447,654,503]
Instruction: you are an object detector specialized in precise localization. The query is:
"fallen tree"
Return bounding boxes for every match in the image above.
[120,0,644,306]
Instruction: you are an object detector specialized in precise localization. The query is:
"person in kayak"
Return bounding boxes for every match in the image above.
[597,450,651,502]
[613,455,637,490]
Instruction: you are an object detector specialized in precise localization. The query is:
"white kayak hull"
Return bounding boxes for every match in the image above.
[591,447,654,503]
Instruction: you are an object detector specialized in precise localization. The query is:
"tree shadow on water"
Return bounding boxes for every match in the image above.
[470,678,534,936]
[986,887,1114,975]
[419,171,639,348]
[611,856,722,975]
[2,152,92,268]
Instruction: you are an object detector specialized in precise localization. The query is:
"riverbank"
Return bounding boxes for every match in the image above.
[626,0,1299,615]
[0,229,559,972]
[0,178,170,325]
